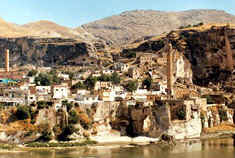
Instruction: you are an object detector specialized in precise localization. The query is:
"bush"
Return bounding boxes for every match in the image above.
[35,72,61,86]
[37,131,53,142]
[122,49,136,58]
[84,76,97,90]
[124,80,138,92]
[218,108,228,122]
[68,110,79,124]
[15,106,31,120]
[57,125,76,141]
[62,100,73,112]
[142,77,152,90]
[27,70,38,77]
[71,82,86,90]
[176,107,186,120]
[111,72,121,84]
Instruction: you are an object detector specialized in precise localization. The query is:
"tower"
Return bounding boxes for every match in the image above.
[167,43,173,98]
[5,49,9,72]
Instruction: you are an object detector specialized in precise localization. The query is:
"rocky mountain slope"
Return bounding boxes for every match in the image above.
[82,9,235,46]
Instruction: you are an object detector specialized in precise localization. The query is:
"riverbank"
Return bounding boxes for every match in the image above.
[0,130,234,152]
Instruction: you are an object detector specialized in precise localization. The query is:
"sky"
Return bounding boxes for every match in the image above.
[0,0,234,27]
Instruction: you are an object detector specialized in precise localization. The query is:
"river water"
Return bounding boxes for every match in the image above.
[0,138,234,158]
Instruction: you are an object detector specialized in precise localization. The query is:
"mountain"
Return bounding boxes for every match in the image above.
[81,9,235,46]
[0,17,28,37]
[22,20,96,42]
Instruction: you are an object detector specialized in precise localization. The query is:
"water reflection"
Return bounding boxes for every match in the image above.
[0,138,234,158]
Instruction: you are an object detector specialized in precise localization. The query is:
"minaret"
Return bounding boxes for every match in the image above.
[167,43,173,98]
[5,49,9,72]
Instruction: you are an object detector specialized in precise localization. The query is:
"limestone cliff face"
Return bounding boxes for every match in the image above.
[127,25,235,86]
[0,37,105,67]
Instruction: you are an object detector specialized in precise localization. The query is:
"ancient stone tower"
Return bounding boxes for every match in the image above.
[167,43,173,98]
[5,49,9,72]
[224,26,234,72]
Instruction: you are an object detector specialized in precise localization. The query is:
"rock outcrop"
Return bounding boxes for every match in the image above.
[124,24,235,87]
[0,37,105,67]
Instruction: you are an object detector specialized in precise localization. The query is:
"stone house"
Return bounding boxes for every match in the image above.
[94,81,113,91]
[128,67,140,79]
[52,85,70,99]
[0,88,28,106]
[36,86,51,95]
[102,69,114,75]
[114,63,129,72]
[58,73,70,80]
[75,94,99,105]
[99,90,116,102]
[138,53,153,65]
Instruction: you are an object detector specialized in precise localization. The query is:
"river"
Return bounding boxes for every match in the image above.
[0,138,234,158]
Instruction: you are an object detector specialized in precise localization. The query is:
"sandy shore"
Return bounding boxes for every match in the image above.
[90,135,159,145]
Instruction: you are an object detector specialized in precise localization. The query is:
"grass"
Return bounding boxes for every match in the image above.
[26,140,97,148]
[0,144,16,150]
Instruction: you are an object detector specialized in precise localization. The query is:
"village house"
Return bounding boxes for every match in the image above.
[52,85,70,99]
[94,81,113,91]
[157,57,167,66]
[102,69,114,75]
[151,82,167,95]
[36,86,51,95]
[114,62,129,72]
[58,73,70,80]
[138,53,153,65]
[74,70,91,80]
[75,94,99,105]
[91,70,102,78]
[0,88,28,106]
[128,67,140,79]
[99,90,116,102]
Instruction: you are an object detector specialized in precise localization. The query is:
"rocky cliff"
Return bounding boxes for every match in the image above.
[125,24,235,87]
[0,37,106,67]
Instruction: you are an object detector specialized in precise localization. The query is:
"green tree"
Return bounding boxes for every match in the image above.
[57,125,76,141]
[35,73,51,86]
[125,80,138,92]
[15,106,31,120]
[62,100,73,112]
[111,72,121,85]
[27,70,38,77]
[142,77,152,90]
[35,73,61,86]
[68,110,79,124]
[37,130,53,142]
[71,82,86,90]
[98,74,111,82]
[176,107,186,120]
[218,109,228,122]
[84,76,97,90]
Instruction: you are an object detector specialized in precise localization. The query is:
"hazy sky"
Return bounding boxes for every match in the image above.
[0,0,234,27]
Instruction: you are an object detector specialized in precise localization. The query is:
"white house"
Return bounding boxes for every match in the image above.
[76,94,99,105]
[36,86,51,95]
[151,83,167,95]
[27,94,37,104]
[58,73,70,80]
[101,90,116,102]
[94,81,113,91]
[114,63,129,72]
[102,69,114,75]
[52,85,69,99]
